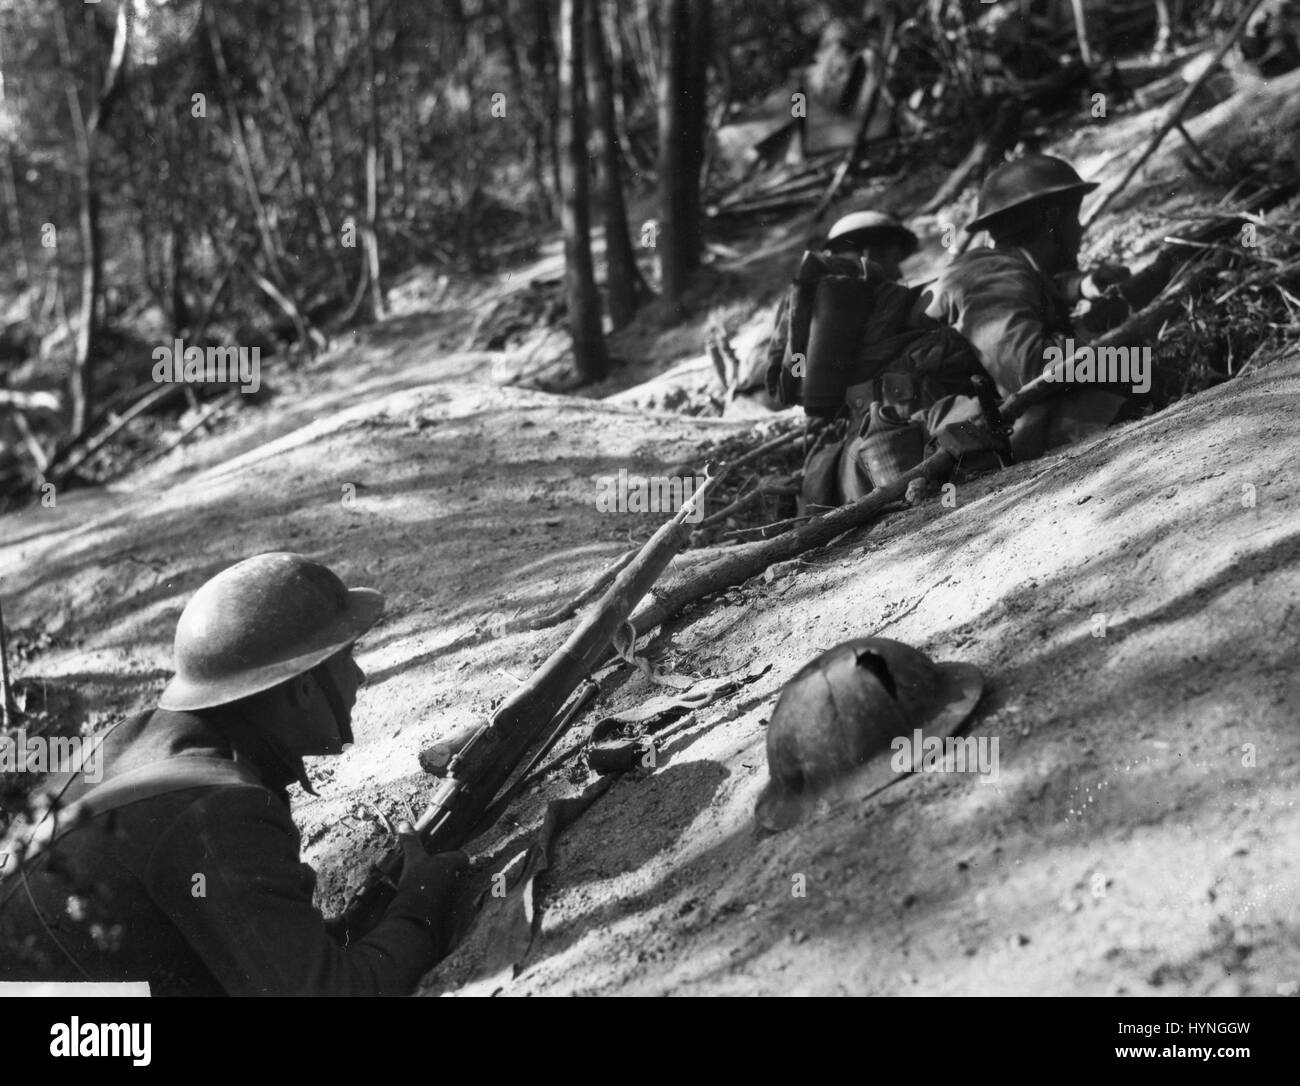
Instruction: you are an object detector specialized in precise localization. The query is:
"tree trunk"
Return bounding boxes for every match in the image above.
[170,208,190,335]
[362,0,385,320]
[558,0,609,382]
[657,0,709,316]
[534,0,563,215]
[496,0,554,221]
[604,1,630,164]
[0,24,29,283]
[587,0,649,329]
[205,6,319,350]
[657,0,688,313]
[72,164,100,436]
[682,0,711,275]
[52,0,131,436]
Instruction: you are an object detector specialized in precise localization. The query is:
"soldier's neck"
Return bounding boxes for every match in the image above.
[202,706,300,796]
[1003,239,1070,278]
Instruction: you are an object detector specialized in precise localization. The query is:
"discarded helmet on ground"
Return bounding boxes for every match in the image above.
[826,210,919,256]
[966,154,1098,234]
[159,552,384,712]
[755,637,983,832]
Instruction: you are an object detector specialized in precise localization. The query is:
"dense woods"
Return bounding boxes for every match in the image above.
[0,0,1277,501]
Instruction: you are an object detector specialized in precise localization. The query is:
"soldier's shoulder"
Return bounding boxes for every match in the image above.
[937,247,1044,295]
[946,247,1033,273]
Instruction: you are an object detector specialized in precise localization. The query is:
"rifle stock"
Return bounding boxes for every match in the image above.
[338,470,723,940]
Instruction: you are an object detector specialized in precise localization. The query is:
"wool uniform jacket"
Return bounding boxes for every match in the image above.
[0,708,443,996]
[920,246,1126,458]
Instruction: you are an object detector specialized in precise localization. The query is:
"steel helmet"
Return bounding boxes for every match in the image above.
[755,637,983,832]
[159,552,384,712]
[966,154,1099,233]
[826,210,918,256]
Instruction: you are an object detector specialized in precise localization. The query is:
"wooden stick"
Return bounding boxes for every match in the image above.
[0,389,60,412]
[720,513,814,541]
[667,426,801,480]
[339,468,727,936]
[919,98,1021,216]
[0,597,15,729]
[112,389,242,478]
[10,411,50,474]
[718,428,802,477]
[42,380,154,476]
[812,8,898,221]
[1174,120,1221,175]
[526,548,638,630]
[1081,0,1269,231]
[49,383,182,485]
[697,473,800,529]
[628,450,955,636]
[1069,0,1094,68]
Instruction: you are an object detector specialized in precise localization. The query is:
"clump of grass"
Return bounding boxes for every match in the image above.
[1147,203,1300,410]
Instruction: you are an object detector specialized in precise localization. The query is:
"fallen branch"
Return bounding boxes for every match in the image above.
[525,548,638,630]
[0,597,16,728]
[48,383,183,486]
[919,98,1022,216]
[340,467,725,937]
[629,449,955,636]
[697,472,801,530]
[718,427,803,477]
[9,412,50,474]
[0,389,61,413]
[710,190,824,219]
[720,512,814,541]
[111,389,243,479]
[668,425,802,481]
[1069,0,1094,67]
[1081,0,1269,230]
[812,7,898,221]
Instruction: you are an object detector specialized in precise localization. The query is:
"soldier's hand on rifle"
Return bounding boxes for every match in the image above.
[1081,262,1131,299]
[1077,292,1132,337]
[1059,263,1131,303]
[395,820,468,907]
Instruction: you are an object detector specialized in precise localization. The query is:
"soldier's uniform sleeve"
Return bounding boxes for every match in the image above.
[923,254,1069,397]
[143,786,443,996]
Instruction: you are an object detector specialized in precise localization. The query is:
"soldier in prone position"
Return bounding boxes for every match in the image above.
[0,552,466,996]
[759,209,919,401]
[918,153,1135,461]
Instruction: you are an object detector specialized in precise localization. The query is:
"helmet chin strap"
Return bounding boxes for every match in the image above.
[310,659,354,747]
[234,662,354,798]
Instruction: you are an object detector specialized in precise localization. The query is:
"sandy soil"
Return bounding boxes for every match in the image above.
[2,68,1298,998]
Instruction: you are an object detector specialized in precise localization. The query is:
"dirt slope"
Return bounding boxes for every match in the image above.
[3,69,1299,998]
[3,334,1297,995]
[427,352,1300,997]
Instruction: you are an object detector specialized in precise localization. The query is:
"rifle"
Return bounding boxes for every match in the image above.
[1002,181,1298,419]
[337,468,723,940]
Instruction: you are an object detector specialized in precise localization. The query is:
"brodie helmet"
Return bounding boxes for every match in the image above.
[826,210,919,257]
[159,552,383,714]
[966,154,1098,234]
[755,637,983,832]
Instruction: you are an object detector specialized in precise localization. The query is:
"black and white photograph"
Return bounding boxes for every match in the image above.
[0,0,1296,1040]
